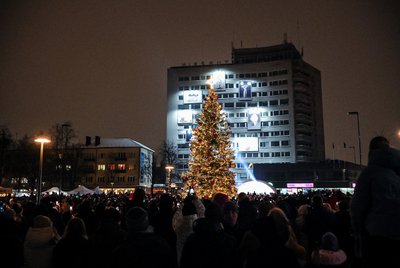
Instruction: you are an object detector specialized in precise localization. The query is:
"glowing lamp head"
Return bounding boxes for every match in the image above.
[165,165,174,172]
[34,138,51,143]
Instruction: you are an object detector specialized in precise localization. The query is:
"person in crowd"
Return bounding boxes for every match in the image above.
[173,195,198,266]
[75,199,96,237]
[112,206,177,268]
[152,193,177,258]
[53,217,90,268]
[350,136,400,268]
[180,202,239,268]
[236,193,258,242]
[89,207,127,268]
[294,204,311,249]
[240,207,305,268]
[24,215,60,268]
[0,208,24,268]
[303,194,337,259]
[311,232,348,267]
[221,201,239,239]
[334,198,354,261]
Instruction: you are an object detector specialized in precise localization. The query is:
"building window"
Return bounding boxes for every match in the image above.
[281,140,289,146]
[270,100,278,106]
[98,177,105,183]
[178,95,183,100]
[224,103,234,108]
[236,102,246,108]
[271,141,280,147]
[98,164,106,171]
[128,176,135,182]
[128,164,134,171]
[117,164,126,171]
[280,99,289,105]
[117,176,125,182]
[108,164,115,170]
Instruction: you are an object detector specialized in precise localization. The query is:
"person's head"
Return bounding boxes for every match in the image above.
[212,193,229,208]
[182,196,197,216]
[258,201,275,218]
[63,217,88,240]
[101,207,121,224]
[321,232,339,251]
[338,198,349,211]
[33,215,53,228]
[311,195,323,208]
[222,201,238,225]
[125,207,149,232]
[369,136,390,151]
[205,202,222,221]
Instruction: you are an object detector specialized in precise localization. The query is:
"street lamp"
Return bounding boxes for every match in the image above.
[165,165,174,193]
[58,123,70,197]
[34,137,51,204]
[348,112,362,168]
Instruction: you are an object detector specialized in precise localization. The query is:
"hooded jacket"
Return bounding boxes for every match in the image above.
[350,147,400,239]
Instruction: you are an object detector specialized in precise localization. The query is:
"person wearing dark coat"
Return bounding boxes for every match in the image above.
[350,136,400,268]
[53,217,90,268]
[180,202,239,268]
[89,207,127,268]
[112,206,177,268]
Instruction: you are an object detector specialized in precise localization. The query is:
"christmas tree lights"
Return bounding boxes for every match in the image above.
[183,83,237,198]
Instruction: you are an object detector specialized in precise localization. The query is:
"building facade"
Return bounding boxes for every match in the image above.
[166,42,325,184]
[76,136,154,192]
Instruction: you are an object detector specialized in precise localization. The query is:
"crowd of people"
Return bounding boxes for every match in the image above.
[0,136,398,268]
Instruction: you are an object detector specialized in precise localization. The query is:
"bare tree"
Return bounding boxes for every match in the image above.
[0,125,13,181]
[48,121,77,190]
[158,140,178,166]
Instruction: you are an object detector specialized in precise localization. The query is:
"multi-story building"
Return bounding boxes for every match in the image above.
[167,42,325,184]
[76,136,154,192]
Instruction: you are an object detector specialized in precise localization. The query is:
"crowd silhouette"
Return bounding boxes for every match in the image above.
[0,136,398,268]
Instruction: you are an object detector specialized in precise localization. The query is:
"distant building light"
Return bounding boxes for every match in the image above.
[287,182,314,188]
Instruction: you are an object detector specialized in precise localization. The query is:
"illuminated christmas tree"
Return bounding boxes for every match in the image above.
[183,84,237,198]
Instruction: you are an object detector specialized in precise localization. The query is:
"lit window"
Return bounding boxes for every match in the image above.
[98,164,106,171]
[118,164,126,170]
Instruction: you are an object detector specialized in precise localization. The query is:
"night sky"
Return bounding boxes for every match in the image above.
[1,0,399,164]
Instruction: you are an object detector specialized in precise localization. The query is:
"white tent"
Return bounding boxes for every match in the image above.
[237,180,275,195]
[68,185,95,195]
[93,186,103,195]
[42,187,69,195]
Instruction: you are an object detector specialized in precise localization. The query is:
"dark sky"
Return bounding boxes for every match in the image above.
[1,0,399,164]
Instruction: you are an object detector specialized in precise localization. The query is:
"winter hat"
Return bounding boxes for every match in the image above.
[321,232,339,251]
[125,207,149,232]
[223,201,238,215]
[182,196,197,216]
[33,215,52,228]
[3,208,16,220]
[213,193,229,208]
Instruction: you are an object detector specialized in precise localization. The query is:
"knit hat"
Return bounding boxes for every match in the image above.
[125,207,149,232]
[33,215,52,228]
[321,232,339,251]
[182,197,197,216]
[212,193,229,207]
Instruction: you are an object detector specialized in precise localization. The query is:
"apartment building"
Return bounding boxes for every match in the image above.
[76,136,154,192]
[166,42,325,183]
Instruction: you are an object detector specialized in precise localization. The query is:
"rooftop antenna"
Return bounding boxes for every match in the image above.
[297,19,301,49]
[241,40,243,48]
[283,32,288,44]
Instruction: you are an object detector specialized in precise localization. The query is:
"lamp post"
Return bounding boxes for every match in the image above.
[59,123,69,197]
[110,182,114,194]
[348,112,362,168]
[165,165,174,193]
[34,137,51,204]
